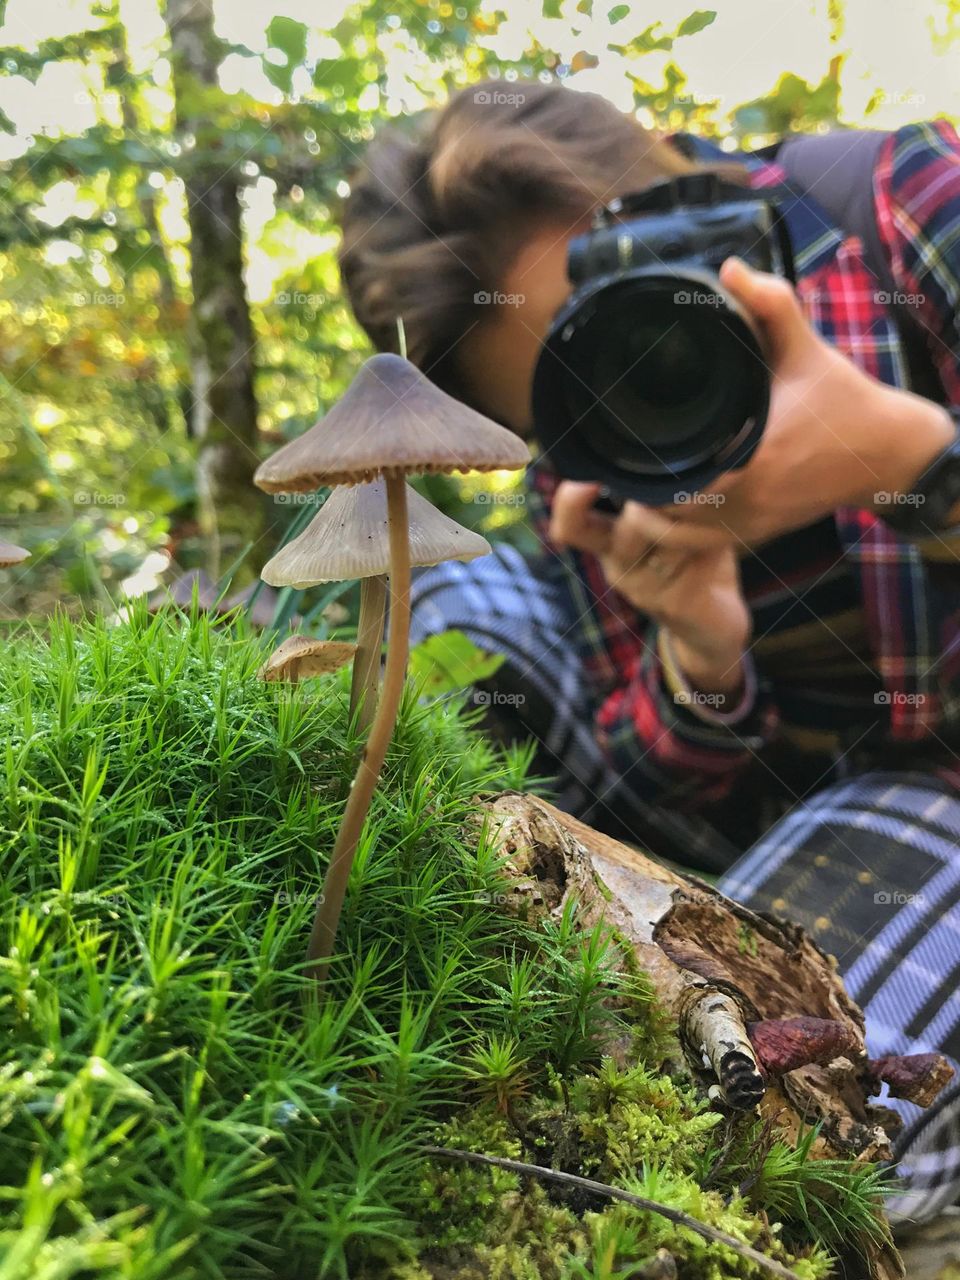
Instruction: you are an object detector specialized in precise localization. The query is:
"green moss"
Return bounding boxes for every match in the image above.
[411,1065,837,1280]
[0,606,884,1279]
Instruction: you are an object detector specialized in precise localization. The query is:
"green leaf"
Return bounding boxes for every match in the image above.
[264,15,308,92]
[266,15,308,68]
[409,631,505,696]
[607,3,630,23]
[608,22,674,55]
[677,9,717,37]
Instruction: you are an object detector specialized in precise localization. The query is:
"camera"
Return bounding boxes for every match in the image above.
[531,172,794,505]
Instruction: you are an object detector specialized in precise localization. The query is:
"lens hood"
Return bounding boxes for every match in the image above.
[532,266,769,505]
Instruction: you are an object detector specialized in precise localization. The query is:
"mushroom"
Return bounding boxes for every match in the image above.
[746,1017,861,1077]
[261,479,491,728]
[255,353,529,980]
[867,1052,954,1106]
[0,541,29,568]
[259,635,358,683]
[254,353,529,490]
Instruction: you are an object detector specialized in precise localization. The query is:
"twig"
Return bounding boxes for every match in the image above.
[422,1145,805,1280]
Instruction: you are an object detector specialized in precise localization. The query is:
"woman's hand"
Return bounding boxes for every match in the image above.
[665,256,955,547]
[550,482,750,696]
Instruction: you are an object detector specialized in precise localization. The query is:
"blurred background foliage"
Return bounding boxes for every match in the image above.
[0,0,957,623]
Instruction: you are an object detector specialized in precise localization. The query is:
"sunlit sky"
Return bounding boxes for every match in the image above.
[0,0,956,300]
[1,0,957,136]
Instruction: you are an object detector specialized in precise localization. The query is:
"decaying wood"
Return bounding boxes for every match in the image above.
[474,792,956,1280]
[677,985,765,1109]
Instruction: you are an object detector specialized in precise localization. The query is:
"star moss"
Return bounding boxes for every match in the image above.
[0,603,884,1278]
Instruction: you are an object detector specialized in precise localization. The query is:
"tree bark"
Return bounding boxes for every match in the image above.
[475,793,955,1280]
[166,0,262,578]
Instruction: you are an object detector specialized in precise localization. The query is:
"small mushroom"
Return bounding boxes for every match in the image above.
[746,1017,861,1076]
[0,541,29,568]
[259,635,358,683]
[867,1052,954,1106]
[255,353,529,981]
[262,480,491,729]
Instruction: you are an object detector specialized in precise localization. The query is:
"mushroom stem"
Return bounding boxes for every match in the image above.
[306,475,411,980]
[349,573,387,734]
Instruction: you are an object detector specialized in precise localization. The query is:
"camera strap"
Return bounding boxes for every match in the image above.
[772,131,948,407]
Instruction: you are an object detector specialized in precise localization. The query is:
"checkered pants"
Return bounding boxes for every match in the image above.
[411,547,960,1223]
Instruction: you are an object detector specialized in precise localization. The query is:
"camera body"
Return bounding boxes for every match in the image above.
[531,172,794,505]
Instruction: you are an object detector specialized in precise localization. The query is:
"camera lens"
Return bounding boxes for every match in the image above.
[533,272,768,503]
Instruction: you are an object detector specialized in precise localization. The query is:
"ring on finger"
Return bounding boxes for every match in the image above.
[646,550,669,578]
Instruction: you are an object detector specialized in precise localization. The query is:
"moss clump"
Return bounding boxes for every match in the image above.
[409,1064,836,1280]
[0,605,885,1278]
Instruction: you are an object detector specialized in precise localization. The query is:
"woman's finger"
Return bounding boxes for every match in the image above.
[719,256,813,367]
[611,500,729,558]
[549,481,615,555]
[600,547,685,605]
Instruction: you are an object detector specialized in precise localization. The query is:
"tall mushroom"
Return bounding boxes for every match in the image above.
[261,479,492,729]
[255,354,529,978]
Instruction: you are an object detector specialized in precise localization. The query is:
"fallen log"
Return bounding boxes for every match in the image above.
[474,792,955,1280]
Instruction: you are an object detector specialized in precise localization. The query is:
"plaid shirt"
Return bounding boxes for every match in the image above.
[527,120,960,826]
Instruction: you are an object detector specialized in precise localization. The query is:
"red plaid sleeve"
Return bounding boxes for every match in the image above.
[595,628,781,807]
[528,465,780,807]
[873,119,960,407]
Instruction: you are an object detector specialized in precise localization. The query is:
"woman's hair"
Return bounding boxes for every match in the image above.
[338,78,697,399]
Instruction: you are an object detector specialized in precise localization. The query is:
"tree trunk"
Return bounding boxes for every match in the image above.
[166,0,262,578]
[476,793,955,1280]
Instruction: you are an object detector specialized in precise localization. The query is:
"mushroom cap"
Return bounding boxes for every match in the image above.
[259,635,357,682]
[261,479,491,588]
[254,353,530,493]
[0,540,29,568]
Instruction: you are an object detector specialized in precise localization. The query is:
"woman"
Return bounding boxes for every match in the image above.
[340,80,960,1221]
